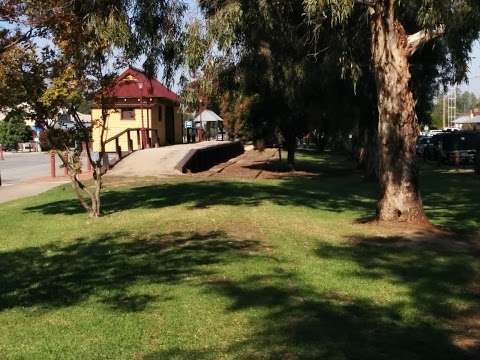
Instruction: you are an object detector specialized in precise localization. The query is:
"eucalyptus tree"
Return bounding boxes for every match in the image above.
[198,0,315,167]
[1,0,185,217]
[304,0,480,223]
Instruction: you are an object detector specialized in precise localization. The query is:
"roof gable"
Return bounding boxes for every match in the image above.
[107,67,179,103]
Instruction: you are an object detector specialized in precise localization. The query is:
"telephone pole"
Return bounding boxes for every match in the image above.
[447,85,457,128]
[442,94,446,129]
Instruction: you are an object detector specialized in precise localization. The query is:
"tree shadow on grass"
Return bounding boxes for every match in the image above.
[244,150,355,176]
[421,168,480,233]
[175,233,479,360]
[143,349,215,360]
[0,230,261,312]
[22,154,480,233]
[316,234,480,321]
[24,175,377,217]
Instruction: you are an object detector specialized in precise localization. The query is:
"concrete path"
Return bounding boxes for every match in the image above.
[0,179,69,204]
[107,141,226,177]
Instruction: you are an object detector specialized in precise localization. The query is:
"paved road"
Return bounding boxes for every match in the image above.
[0,152,62,186]
[0,152,67,204]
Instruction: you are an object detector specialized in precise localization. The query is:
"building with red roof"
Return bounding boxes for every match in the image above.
[91,67,183,153]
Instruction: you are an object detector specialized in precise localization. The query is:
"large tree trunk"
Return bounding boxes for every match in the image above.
[284,133,296,170]
[370,1,427,223]
[361,127,379,181]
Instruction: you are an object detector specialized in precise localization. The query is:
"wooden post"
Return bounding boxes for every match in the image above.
[102,152,110,172]
[63,152,68,176]
[453,151,460,170]
[50,151,56,178]
[127,131,133,152]
[115,137,122,160]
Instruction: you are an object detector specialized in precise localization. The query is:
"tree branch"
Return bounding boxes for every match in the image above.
[0,28,35,54]
[355,0,378,6]
[406,25,445,56]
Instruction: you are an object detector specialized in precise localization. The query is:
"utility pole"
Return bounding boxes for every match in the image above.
[442,94,446,129]
[447,85,457,128]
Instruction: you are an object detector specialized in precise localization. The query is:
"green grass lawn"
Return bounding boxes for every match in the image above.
[0,152,479,359]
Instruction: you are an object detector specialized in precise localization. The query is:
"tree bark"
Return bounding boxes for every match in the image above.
[370,1,427,223]
[287,147,295,169]
[284,133,296,170]
[362,127,379,181]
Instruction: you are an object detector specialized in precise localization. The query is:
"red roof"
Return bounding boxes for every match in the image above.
[107,67,179,103]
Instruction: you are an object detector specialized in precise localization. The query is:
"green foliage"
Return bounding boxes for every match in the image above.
[0,111,32,150]
[303,0,355,25]
[198,0,315,152]
[456,90,478,115]
[206,1,242,51]
[184,20,210,73]
[219,91,258,140]
[180,19,222,113]
[77,100,93,114]
[304,0,480,84]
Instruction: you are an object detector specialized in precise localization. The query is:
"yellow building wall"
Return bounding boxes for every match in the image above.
[91,103,183,152]
[157,105,166,146]
[92,107,152,152]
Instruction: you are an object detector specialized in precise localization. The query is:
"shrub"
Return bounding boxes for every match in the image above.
[0,112,33,150]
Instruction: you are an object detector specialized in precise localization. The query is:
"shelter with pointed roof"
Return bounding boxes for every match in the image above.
[91,67,182,152]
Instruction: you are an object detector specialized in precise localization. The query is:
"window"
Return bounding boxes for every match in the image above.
[121,108,135,120]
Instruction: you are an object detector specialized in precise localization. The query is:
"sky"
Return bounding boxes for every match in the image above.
[459,41,480,95]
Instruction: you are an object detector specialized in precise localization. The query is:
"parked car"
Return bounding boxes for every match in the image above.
[416,136,433,157]
[432,131,480,165]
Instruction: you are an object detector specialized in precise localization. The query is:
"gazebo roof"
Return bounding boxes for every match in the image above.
[194,110,223,123]
[106,66,179,103]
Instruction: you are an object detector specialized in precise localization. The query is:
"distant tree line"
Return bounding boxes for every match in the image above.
[430,90,479,129]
